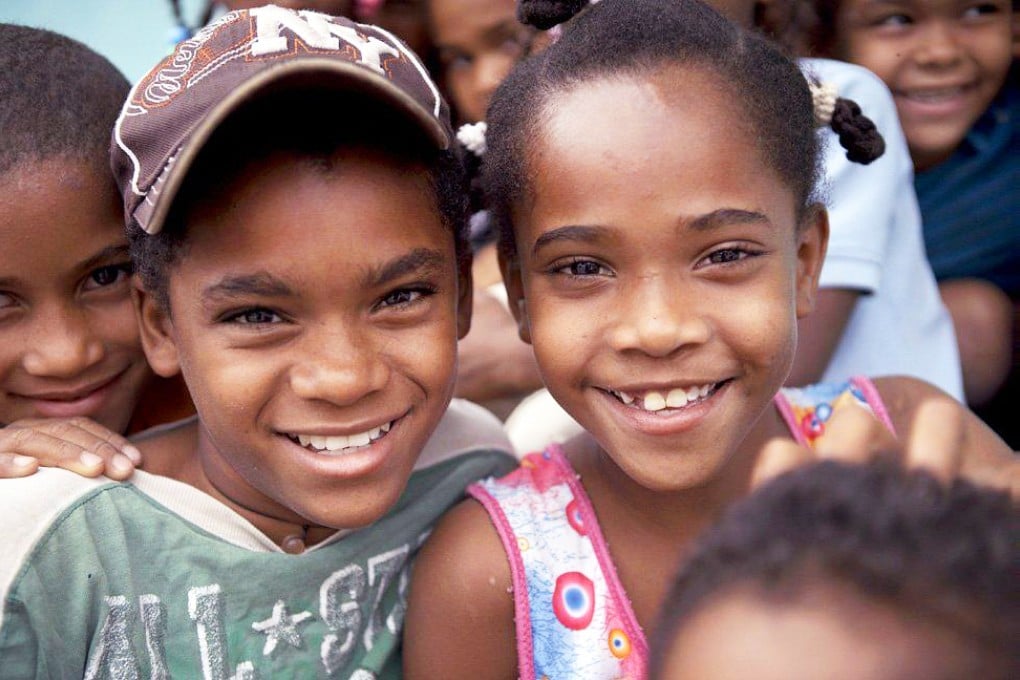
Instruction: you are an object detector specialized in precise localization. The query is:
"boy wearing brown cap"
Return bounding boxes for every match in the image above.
[0,7,513,677]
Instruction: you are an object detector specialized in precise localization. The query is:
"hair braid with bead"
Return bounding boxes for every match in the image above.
[515,0,885,164]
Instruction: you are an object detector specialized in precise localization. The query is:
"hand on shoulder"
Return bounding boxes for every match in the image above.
[0,417,141,480]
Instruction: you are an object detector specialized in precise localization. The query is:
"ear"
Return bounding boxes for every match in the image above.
[795,204,829,319]
[456,253,474,340]
[132,276,182,378]
[497,246,532,344]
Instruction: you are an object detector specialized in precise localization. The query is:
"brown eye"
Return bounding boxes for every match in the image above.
[83,264,131,291]
[231,308,282,324]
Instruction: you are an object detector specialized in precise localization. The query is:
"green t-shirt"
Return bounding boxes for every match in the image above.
[0,400,515,679]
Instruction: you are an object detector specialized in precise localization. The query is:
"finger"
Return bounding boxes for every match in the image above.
[752,437,814,489]
[0,452,40,478]
[63,418,143,466]
[903,398,965,484]
[0,428,106,477]
[4,419,139,476]
[813,403,897,463]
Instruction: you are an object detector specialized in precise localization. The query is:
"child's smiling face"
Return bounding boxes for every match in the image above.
[0,159,152,431]
[501,67,826,493]
[833,0,1014,170]
[140,148,469,530]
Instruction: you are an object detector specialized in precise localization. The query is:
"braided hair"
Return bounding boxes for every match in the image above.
[517,0,884,164]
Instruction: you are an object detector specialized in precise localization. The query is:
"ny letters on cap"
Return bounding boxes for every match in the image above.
[111,5,452,235]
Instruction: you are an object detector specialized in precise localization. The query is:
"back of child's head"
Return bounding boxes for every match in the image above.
[0,24,128,175]
[483,0,882,257]
[651,460,1019,679]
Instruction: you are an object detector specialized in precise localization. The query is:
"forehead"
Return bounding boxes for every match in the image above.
[427,0,516,36]
[0,159,125,275]
[520,69,795,232]
[176,149,452,283]
[661,584,969,680]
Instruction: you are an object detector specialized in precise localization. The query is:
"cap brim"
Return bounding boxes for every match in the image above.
[140,58,449,235]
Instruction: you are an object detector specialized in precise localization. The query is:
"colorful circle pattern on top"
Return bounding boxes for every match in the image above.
[469,449,648,679]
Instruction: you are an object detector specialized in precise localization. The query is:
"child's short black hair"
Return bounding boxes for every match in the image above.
[651,460,1020,679]
[129,86,470,312]
[0,24,128,175]
[484,0,822,257]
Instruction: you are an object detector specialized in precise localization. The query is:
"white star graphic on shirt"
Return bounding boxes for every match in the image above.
[251,600,313,656]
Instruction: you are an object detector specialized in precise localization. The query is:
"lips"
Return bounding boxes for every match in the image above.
[11,369,128,419]
[17,371,125,403]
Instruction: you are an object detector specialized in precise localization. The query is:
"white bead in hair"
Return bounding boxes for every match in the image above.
[456,121,488,157]
[810,81,839,127]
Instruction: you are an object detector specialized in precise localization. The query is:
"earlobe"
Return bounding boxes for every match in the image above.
[132,277,181,378]
[497,248,532,345]
[795,205,829,319]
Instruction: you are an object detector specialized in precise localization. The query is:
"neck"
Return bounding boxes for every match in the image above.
[145,420,335,553]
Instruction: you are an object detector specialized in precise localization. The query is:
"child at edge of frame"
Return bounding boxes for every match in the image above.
[0,6,515,677]
[649,459,1019,679]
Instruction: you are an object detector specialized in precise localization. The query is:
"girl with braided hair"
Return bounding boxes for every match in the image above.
[498,0,964,452]
[403,0,1015,677]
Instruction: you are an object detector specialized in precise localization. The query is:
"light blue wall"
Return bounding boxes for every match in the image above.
[0,1,209,82]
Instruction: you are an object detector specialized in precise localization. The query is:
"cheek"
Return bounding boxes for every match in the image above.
[94,300,145,354]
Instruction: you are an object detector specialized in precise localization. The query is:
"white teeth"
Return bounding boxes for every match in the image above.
[290,420,394,454]
[666,388,689,408]
[325,435,348,450]
[614,383,717,411]
[643,392,667,411]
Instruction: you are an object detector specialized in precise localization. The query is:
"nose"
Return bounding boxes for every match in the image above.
[914,20,964,68]
[22,304,106,378]
[607,276,711,358]
[288,325,390,406]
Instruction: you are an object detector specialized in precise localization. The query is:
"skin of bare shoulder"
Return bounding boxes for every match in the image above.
[130,416,202,483]
[871,375,1017,492]
[404,497,518,680]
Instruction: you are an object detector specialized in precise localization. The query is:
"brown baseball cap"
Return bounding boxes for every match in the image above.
[111,5,452,235]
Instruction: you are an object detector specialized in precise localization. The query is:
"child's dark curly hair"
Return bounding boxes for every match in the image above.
[650,460,1020,679]
[129,87,470,312]
[0,24,129,175]
[484,0,825,258]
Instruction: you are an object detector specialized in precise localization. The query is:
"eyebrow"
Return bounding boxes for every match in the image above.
[531,209,771,256]
[78,244,131,274]
[532,225,604,256]
[363,248,448,288]
[202,272,295,305]
[0,244,131,290]
[688,208,772,231]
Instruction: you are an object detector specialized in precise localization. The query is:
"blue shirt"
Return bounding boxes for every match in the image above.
[915,73,1020,297]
